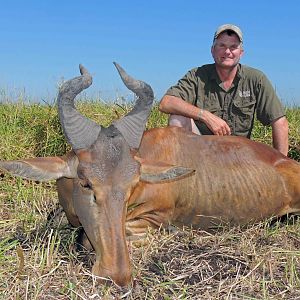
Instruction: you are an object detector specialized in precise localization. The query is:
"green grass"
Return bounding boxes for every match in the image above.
[251,107,300,160]
[0,99,299,299]
[0,101,298,160]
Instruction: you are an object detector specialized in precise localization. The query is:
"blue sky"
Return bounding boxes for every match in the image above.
[1,1,299,106]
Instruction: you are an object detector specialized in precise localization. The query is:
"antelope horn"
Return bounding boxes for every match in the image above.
[58,64,102,150]
[113,62,154,149]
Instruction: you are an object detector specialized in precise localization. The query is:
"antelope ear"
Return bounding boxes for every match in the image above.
[134,156,195,183]
[0,153,78,181]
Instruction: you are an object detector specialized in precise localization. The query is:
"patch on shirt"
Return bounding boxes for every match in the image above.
[238,90,251,97]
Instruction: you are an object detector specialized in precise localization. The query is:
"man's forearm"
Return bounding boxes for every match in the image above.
[271,117,289,156]
[159,95,231,135]
[159,95,200,119]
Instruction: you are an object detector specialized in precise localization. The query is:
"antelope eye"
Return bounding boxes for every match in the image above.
[80,180,92,190]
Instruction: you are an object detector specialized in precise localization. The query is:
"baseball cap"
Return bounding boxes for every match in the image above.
[213,24,243,43]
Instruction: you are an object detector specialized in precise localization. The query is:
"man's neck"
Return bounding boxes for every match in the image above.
[215,65,238,89]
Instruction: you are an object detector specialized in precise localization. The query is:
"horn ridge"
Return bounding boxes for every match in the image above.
[58,65,102,150]
[113,62,153,101]
[113,62,154,149]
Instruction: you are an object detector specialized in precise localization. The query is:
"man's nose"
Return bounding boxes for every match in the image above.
[224,47,231,54]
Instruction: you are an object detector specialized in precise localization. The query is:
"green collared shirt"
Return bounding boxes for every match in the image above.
[166,64,285,138]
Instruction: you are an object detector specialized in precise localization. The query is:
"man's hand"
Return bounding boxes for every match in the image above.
[201,110,231,136]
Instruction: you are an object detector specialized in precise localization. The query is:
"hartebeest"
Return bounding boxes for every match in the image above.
[1,64,300,287]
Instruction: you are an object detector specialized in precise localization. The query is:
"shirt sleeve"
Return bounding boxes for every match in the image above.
[255,74,285,126]
[165,69,197,105]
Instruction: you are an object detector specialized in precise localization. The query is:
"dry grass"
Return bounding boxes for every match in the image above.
[2,185,300,300]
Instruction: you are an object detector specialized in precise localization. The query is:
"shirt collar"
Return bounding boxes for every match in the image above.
[209,63,244,82]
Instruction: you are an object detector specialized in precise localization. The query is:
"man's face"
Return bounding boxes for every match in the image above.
[211,32,244,69]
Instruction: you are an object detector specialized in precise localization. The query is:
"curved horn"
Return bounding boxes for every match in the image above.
[112,62,154,149]
[58,64,102,150]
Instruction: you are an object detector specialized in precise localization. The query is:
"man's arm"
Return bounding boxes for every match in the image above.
[159,95,231,135]
[159,95,200,119]
[271,116,289,156]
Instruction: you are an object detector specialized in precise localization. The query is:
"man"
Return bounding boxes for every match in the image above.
[159,24,289,156]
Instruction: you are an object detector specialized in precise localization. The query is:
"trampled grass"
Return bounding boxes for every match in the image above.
[0,100,299,299]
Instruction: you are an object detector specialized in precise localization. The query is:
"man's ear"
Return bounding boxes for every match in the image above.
[0,153,78,181]
[134,156,195,183]
[240,47,244,58]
